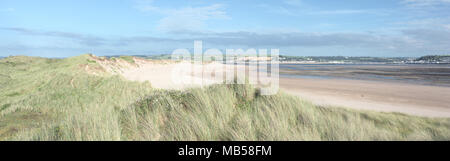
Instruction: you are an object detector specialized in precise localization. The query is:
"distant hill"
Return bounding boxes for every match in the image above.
[415,55,450,63]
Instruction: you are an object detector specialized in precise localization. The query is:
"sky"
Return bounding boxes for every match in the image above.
[1,0,450,57]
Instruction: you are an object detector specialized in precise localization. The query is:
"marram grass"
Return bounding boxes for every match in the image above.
[0,55,449,141]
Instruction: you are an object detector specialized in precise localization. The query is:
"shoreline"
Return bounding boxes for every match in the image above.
[279,77,450,118]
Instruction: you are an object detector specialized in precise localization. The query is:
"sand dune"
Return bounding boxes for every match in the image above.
[99,59,450,118]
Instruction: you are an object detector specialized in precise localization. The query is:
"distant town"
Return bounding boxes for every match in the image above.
[118,54,450,64]
[278,55,450,64]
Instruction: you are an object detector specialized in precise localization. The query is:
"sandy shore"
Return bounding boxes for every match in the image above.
[280,77,450,117]
[98,58,450,118]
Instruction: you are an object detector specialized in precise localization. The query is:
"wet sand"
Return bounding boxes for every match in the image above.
[280,77,450,117]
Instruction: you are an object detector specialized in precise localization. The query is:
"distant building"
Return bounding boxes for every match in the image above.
[237,56,273,61]
[441,57,450,63]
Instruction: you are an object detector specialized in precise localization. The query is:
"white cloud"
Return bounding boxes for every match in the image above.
[402,0,450,7]
[444,24,450,30]
[405,18,444,26]
[396,17,450,31]
[117,30,442,50]
[308,9,369,15]
[2,27,106,46]
[5,27,450,56]
[135,0,162,12]
[260,1,380,17]
[283,0,303,6]
[0,8,15,12]
[135,1,229,33]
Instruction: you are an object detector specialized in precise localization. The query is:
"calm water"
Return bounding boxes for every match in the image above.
[279,63,450,86]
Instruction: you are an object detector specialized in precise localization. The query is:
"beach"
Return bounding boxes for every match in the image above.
[104,58,450,118]
[280,77,450,117]
[278,63,450,117]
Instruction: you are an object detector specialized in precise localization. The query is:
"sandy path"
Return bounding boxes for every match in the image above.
[280,77,450,117]
[119,62,239,89]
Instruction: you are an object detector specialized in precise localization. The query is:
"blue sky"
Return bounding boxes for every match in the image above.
[1,0,450,57]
